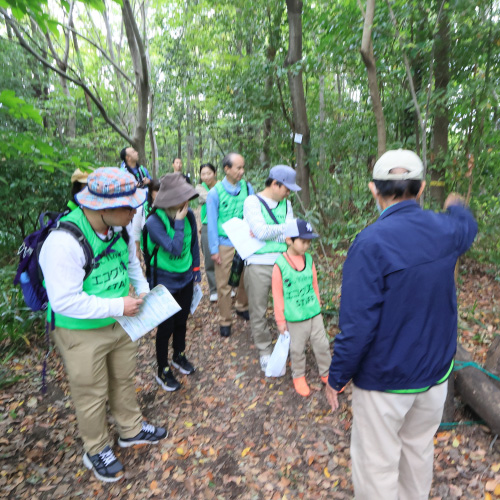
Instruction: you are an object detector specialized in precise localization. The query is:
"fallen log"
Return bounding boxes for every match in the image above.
[485,336,500,390]
[454,344,500,435]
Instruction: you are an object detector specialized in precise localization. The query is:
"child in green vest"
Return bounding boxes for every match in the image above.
[144,173,201,392]
[271,219,331,397]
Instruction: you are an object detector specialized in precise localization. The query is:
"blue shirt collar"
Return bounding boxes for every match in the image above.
[379,199,420,220]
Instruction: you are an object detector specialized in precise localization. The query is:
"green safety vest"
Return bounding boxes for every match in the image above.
[200,182,209,225]
[67,200,78,211]
[48,208,129,330]
[215,180,248,238]
[146,209,192,273]
[254,198,288,255]
[275,253,321,322]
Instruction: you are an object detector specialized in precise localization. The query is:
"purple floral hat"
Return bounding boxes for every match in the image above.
[75,167,147,210]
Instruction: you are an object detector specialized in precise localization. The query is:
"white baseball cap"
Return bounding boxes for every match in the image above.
[373,149,424,180]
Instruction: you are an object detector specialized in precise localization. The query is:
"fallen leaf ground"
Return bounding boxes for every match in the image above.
[1,259,499,499]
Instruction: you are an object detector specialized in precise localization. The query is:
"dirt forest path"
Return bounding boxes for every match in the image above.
[1,260,500,499]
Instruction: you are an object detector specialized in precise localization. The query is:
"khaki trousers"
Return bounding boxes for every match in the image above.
[52,323,143,455]
[351,382,448,500]
[214,244,248,326]
[287,314,331,378]
[244,264,273,356]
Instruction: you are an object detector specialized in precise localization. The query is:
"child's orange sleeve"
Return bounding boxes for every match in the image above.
[312,261,321,305]
[272,263,286,327]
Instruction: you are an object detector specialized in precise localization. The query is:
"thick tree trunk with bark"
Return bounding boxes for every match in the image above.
[359,0,386,158]
[285,0,310,208]
[430,9,449,206]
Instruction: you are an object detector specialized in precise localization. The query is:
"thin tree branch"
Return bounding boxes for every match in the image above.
[275,70,294,130]
[2,8,133,145]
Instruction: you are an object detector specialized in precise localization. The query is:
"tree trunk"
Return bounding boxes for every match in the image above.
[149,92,159,178]
[197,106,203,161]
[186,99,195,180]
[319,74,326,167]
[177,117,182,159]
[359,0,386,158]
[285,0,310,208]
[430,8,449,206]
[485,336,500,390]
[122,0,149,166]
[454,344,500,435]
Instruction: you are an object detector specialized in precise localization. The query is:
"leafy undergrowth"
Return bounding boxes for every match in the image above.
[0,259,499,499]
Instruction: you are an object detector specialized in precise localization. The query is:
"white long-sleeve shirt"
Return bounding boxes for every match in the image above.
[243,194,295,266]
[39,223,149,319]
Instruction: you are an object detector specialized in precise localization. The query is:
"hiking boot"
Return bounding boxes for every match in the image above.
[156,366,181,392]
[118,422,168,448]
[172,352,196,375]
[236,310,250,321]
[260,354,271,373]
[220,325,231,337]
[293,376,311,397]
[209,293,218,302]
[83,445,124,483]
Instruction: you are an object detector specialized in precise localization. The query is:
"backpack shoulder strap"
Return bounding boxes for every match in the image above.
[256,195,279,224]
[56,221,95,279]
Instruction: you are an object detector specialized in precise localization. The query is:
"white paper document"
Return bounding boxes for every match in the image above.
[221,217,265,260]
[190,284,203,315]
[114,285,181,342]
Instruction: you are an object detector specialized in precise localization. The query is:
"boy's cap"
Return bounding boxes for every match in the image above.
[76,167,146,210]
[269,165,301,191]
[285,219,319,240]
[373,149,424,180]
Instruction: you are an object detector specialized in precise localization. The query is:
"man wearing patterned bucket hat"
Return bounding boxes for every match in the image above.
[39,167,167,483]
[325,150,477,500]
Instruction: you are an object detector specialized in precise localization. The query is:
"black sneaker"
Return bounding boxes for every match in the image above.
[172,352,196,375]
[156,366,181,391]
[118,421,168,448]
[83,445,124,482]
[236,310,250,321]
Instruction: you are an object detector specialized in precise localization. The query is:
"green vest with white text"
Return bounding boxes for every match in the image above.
[146,209,192,273]
[48,208,129,330]
[215,180,248,238]
[275,252,321,322]
[254,198,288,254]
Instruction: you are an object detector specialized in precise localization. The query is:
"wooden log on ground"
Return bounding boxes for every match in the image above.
[485,336,500,390]
[455,344,500,435]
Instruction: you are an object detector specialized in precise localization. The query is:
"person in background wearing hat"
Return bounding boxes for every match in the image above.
[206,152,253,338]
[243,165,300,372]
[39,167,167,483]
[195,162,218,302]
[68,168,92,211]
[144,173,200,392]
[325,150,477,500]
[272,219,331,396]
[120,146,151,188]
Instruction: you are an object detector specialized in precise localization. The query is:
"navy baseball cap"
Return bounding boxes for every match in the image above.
[285,219,319,239]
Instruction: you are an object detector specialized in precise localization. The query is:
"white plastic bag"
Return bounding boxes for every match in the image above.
[265,331,290,378]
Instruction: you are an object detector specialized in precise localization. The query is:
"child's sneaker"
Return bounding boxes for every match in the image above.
[172,352,195,375]
[118,422,167,448]
[83,445,124,482]
[156,366,181,391]
[293,376,311,397]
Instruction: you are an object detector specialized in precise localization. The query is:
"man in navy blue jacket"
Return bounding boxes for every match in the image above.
[326,149,477,500]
